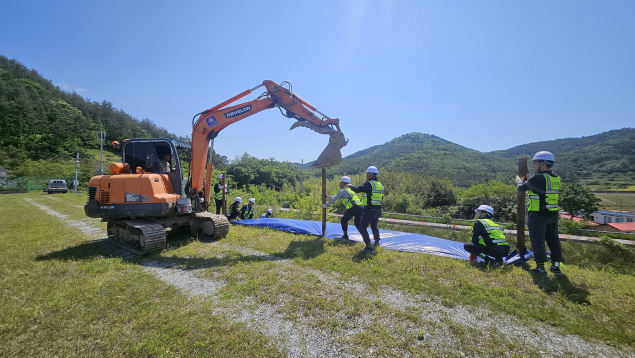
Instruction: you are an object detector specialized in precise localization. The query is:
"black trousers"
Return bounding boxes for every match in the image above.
[359,207,381,245]
[341,205,363,233]
[528,212,562,263]
[464,243,510,262]
[215,199,223,215]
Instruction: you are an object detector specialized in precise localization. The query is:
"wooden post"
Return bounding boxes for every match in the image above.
[516,157,528,253]
[222,174,227,216]
[322,168,326,236]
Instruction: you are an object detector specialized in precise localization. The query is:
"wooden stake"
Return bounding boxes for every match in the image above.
[516,157,528,253]
[322,168,326,237]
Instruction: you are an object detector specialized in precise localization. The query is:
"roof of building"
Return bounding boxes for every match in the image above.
[602,222,635,232]
[594,211,635,218]
[560,213,599,225]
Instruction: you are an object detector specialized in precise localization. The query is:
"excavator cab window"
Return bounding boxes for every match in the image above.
[123,140,177,174]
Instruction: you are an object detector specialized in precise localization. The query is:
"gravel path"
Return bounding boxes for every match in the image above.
[26,198,635,357]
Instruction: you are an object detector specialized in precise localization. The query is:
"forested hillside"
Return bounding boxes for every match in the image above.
[324,133,517,187]
[0,55,185,171]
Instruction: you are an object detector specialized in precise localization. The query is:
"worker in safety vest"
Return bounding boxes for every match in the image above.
[240,198,256,220]
[464,205,510,268]
[261,208,273,218]
[516,151,562,276]
[213,174,229,215]
[347,166,384,254]
[323,176,363,240]
[227,197,242,221]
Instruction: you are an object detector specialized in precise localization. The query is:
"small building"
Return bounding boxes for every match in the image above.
[560,213,599,226]
[591,211,635,224]
[593,222,635,233]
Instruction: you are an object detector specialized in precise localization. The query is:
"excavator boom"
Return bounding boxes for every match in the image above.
[190,80,347,198]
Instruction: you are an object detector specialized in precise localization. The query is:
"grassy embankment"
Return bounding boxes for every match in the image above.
[3,192,635,356]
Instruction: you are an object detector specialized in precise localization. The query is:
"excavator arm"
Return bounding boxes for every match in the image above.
[190,80,348,204]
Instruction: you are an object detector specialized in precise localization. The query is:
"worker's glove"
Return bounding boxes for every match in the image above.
[515,175,524,186]
[322,204,328,209]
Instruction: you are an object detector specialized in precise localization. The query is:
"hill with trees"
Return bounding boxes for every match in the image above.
[0,55,186,180]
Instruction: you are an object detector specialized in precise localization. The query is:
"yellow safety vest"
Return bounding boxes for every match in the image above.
[361,180,384,206]
[527,173,560,212]
[470,219,508,246]
[340,187,362,210]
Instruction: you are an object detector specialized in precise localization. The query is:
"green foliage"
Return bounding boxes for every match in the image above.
[226,153,300,191]
[559,182,600,219]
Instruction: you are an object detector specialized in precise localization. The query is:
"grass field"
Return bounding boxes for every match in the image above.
[594,192,635,211]
[2,192,635,357]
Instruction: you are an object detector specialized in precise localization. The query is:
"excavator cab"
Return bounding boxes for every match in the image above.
[122,138,187,195]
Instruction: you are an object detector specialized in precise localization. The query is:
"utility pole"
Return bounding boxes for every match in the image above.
[74,143,80,196]
[97,126,106,174]
[300,159,304,193]
[516,157,528,254]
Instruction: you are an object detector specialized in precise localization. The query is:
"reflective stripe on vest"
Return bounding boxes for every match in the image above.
[244,205,253,218]
[341,187,361,210]
[361,180,384,206]
[215,184,227,201]
[470,219,508,246]
[527,173,560,212]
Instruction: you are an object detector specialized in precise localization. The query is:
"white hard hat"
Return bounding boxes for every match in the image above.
[533,151,554,162]
[340,176,351,183]
[366,166,378,174]
[249,198,255,203]
[219,174,224,179]
[475,205,494,216]
[235,197,242,203]
[267,208,273,213]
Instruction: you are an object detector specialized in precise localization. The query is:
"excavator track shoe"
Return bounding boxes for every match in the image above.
[107,220,166,255]
[190,212,230,240]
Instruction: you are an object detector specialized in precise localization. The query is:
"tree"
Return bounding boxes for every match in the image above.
[559,183,600,220]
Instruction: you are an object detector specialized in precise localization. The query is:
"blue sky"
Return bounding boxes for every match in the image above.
[1,1,633,162]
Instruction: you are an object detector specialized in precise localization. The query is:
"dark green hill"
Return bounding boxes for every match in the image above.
[0,55,186,167]
[327,133,517,187]
[490,128,635,185]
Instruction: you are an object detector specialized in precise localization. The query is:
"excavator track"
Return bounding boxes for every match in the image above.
[107,219,166,255]
[191,212,230,240]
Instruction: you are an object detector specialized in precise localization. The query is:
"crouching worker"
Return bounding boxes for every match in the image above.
[323,176,363,241]
[240,198,256,220]
[227,197,242,221]
[464,205,510,267]
[261,208,274,218]
[348,166,384,254]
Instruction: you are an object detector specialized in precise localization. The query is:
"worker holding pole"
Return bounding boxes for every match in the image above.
[213,174,229,215]
[516,151,563,277]
[347,166,384,254]
[323,176,363,241]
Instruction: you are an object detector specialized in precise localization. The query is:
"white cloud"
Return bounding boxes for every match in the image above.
[55,83,70,90]
[75,88,86,92]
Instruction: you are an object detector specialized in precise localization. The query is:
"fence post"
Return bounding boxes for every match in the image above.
[516,157,528,253]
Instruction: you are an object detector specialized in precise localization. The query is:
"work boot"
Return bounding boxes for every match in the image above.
[373,239,380,247]
[530,267,548,277]
[340,234,350,241]
[363,245,375,254]
[468,254,478,261]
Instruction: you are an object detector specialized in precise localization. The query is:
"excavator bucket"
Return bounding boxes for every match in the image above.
[310,132,344,168]
[289,120,348,168]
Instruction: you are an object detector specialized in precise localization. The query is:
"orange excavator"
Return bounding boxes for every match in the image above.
[84,80,348,254]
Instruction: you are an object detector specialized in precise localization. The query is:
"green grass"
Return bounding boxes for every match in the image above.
[4,192,635,356]
[595,192,635,211]
[0,193,282,357]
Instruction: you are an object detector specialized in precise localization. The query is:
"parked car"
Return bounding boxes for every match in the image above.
[47,179,68,194]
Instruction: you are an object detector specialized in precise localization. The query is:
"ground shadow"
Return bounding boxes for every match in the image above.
[35,238,115,262]
[529,270,591,305]
[274,237,325,260]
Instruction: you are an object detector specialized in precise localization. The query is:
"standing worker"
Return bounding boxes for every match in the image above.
[227,197,242,221]
[516,151,563,276]
[213,174,229,215]
[323,176,364,240]
[348,166,384,254]
[240,198,256,220]
[464,205,510,268]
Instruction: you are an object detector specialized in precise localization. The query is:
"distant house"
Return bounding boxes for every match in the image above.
[593,222,635,233]
[559,213,599,226]
[591,211,635,224]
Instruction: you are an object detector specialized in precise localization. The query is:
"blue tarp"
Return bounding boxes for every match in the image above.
[233,218,476,261]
